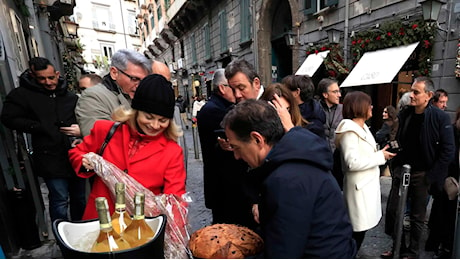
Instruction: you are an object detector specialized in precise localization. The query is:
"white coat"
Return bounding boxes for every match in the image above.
[335,119,386,232]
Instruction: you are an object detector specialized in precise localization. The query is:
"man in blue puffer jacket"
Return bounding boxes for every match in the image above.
[222,99,356,258]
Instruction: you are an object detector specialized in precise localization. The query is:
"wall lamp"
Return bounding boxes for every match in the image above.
[420,0,454,33]
[326,28,342,44]
[420,0,444,22]
[63,20,78,38]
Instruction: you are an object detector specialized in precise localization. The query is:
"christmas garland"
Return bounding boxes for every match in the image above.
[456,39,460,78]
[305,43,349,79]
[350,19,435,76]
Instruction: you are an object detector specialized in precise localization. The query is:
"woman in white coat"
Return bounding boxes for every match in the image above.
[335,91,395,250]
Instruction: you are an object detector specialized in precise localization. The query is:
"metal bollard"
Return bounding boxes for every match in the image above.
[453,171,460,258]
[394,164,411,259]
[192,120,200,159]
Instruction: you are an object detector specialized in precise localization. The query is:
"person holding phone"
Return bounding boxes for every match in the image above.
[1,57,86,223]
[197,69,257,229]
[335,91,396,250]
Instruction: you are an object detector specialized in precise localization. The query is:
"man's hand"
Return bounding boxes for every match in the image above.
[60,124,81,137]
[217,137,233,151]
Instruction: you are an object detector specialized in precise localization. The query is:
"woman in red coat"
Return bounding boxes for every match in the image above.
[69,74,186,220]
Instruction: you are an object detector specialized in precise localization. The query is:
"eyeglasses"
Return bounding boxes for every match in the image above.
[329,90,340,94]
[115,67,141,83]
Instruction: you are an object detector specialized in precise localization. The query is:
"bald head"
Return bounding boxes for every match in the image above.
[151,60,171,81]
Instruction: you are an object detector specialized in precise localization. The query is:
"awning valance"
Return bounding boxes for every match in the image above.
[340,42,419,88]
[295,50,330,77]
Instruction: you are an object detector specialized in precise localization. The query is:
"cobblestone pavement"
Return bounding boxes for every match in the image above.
[10,126,435,258]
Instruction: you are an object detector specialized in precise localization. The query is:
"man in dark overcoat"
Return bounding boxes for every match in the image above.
[1,57,86,222]
[197,68,257,229]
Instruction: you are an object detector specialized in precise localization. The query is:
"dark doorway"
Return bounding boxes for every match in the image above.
[270,0,292,83]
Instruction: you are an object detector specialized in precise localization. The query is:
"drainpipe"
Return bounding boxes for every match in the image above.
[252,0,258,71]
[441,0,453,77]
[344,0,349,64]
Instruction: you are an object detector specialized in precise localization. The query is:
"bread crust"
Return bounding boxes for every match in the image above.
[189,224,264,259]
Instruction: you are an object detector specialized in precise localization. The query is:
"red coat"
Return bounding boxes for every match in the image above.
[69,120,186,220]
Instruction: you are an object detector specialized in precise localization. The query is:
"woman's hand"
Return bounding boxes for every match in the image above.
[81,157,94,171]
[381,145,396,161]
[270,94,294,132]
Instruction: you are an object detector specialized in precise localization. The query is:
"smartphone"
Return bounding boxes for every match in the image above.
[386,140,402,153]
[56,121,71,127]
[214,129,227,140]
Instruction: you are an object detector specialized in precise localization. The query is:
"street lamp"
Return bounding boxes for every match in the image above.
[63,20,78,38]
[326,28,342,44]
[420,0,445,22]
[284,31,295,47]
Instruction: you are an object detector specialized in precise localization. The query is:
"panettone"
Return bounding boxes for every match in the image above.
[188,224,264,259]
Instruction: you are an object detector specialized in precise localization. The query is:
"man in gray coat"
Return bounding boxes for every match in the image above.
[318,78,343,152]
[76,49,152,136]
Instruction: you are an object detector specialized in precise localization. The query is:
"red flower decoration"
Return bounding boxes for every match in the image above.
[352,40,356,45]
[314,50,319,54]
[320,46,327,51]
[387,32,392,36]
[306,51,311,55]
[357,39,362,44]
[412,24,418,29]
[361,44,365,48]
[423,40,430,48]
[328,70,336,77]
[209,71,215,74]
[199,72,205,76]
[376,35,381,41]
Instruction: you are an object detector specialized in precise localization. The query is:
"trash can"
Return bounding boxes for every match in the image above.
[52,214,166,259]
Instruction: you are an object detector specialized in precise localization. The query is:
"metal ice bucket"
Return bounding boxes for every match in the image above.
[52,214,166,259]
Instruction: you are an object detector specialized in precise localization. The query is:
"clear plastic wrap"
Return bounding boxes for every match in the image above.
[84,152,192,259]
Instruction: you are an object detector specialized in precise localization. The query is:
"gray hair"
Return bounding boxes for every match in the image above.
[211,69,227,93]
[111,49,152,74]
[414,76,435,93]
[398,92,411,112]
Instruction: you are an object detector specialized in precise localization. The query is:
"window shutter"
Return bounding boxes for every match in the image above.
[304,0,316,15]
[326,0,338,6]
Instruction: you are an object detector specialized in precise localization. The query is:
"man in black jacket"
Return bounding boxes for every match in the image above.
[222,99,356,258]
[384,77,455,258]
[1,57,86,222]
[197,69,257,229]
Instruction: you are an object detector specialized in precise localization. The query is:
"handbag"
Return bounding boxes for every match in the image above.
[444,176,460,200]
[98,122,121,156]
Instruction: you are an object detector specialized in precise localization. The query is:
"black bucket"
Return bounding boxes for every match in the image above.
[52,214,166,259]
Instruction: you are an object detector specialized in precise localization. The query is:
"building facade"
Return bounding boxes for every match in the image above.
[74,0,141,75]
[138,0,459,122]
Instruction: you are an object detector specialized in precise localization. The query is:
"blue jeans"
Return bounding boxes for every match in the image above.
[44,177,86,222]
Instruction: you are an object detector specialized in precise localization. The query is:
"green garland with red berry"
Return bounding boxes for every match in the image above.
[350,19,435,76]
[305,43,349,79]
[304,19,435,78]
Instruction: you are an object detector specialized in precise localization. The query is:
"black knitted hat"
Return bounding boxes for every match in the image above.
[131,74,175,118]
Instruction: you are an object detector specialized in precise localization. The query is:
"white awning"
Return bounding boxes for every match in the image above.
[340,42,419,88]
[295,50,330,77]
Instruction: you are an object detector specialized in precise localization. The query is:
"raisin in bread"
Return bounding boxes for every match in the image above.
[188,224,264,259]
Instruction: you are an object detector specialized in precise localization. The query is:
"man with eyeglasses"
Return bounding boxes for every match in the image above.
[317,78,342,153]
[76,49,152,136]
[1,57,86,223]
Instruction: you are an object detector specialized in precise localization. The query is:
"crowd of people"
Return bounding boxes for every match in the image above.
[1,51,459,258]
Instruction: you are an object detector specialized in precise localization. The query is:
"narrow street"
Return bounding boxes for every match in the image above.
[11,125,436,259]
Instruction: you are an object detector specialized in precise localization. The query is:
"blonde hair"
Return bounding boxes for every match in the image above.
[112,106,183,142]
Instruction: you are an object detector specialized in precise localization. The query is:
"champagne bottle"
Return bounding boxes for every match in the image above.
[121,192,155,248]
[91,197,131,253]
[111,183,132,234]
